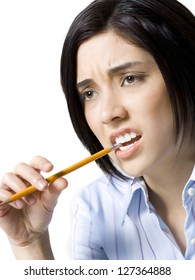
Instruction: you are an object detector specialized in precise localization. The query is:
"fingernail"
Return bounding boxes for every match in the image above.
[27,195,36,205]
[37,178,48,190]
[16,200,24,209]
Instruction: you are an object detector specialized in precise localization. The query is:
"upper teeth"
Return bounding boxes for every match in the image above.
[115,132,137,144]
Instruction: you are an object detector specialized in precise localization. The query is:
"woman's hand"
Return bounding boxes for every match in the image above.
[0,156,68,259]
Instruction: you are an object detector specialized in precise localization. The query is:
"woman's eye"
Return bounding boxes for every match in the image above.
[80,90,96,102]
[122,74,144,86]
[85,91,95,100]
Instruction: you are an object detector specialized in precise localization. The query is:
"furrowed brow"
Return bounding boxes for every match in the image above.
[76,79,92,90]
[108,61,144,75]
[76,62,144,89]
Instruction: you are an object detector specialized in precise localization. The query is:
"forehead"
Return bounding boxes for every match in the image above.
[76,31,154,80]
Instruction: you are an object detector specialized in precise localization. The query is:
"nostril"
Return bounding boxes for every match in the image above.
[101,104,127,124]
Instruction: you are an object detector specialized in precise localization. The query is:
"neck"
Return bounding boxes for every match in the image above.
[143,135,195,256]
[144,157,194,207]
[144,160,194,256]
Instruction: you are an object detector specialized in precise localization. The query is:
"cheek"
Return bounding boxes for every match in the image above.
[142,80,172,120]
[141,88,174,143]
[85,111,100,137]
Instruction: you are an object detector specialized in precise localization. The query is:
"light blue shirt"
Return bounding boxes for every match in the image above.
[72,166,195,259]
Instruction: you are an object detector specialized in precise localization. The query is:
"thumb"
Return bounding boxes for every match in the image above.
[41,178,68,211]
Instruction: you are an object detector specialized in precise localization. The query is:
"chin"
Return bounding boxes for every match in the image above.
[116,164,145,178]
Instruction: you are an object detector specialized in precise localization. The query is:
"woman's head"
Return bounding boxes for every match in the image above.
[61,0,195,179]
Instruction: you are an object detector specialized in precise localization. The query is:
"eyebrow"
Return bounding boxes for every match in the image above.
[76,79,92,89]
[108,61,144,74]
[76,61,144,89]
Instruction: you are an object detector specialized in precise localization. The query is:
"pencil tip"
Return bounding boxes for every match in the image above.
[111,143,122,151]
[0,199,12,207]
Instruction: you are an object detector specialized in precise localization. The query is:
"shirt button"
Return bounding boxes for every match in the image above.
[191,238,195,245]
[187,188,195,197]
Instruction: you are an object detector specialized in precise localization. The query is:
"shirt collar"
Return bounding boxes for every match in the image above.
[189,165,195,180]
[108,176,149,224]
[108,165,195,223]
[182,165,195,206]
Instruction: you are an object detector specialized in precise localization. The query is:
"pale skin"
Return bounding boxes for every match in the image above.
[0,30,194,259]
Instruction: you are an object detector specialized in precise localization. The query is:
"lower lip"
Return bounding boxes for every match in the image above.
[115,138,142,159]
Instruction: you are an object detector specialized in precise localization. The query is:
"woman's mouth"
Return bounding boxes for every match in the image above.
[115,132,142,151]
[109,129,142,159]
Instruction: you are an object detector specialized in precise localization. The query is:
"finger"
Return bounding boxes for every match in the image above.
[1,172,37,206]
[1,172,28,205]
[2,172,29,192]
[50,177,68,193]
[29,156,53,172]
[0,187,24,209]
[13,162,48,191]
[41,178,68,212]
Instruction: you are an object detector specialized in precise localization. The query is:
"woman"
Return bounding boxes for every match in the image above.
[0,0,194,259]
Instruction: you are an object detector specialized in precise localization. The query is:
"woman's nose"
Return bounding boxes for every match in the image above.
[100,94,127,124]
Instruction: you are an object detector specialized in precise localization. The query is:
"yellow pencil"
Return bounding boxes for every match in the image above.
[0,144,121,206]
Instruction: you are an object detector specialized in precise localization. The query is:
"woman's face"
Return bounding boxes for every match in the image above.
[76,31,179,178]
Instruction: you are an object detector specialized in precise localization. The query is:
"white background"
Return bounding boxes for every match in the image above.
[0,0,194,260]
